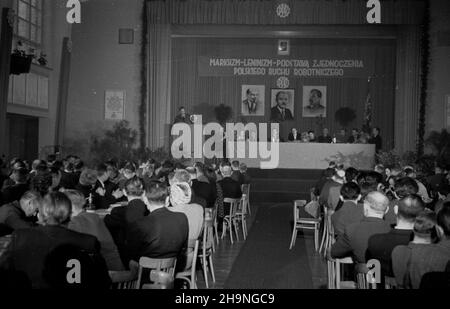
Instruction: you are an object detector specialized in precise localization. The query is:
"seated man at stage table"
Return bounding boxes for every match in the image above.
[318,127,332,143]
[288,128,301,142]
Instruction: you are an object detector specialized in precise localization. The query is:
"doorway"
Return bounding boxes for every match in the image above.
[6,113,39,163]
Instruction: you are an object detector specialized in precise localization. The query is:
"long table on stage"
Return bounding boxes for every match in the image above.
[235,142,376,170]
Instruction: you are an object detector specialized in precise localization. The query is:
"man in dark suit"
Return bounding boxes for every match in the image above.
[368,127,382,152]
[231,161,243,185]
[186,168,215,208]
[93,163,123,209]
[218,165,242,215]
[1,167,29,204]
[270,91,294,122]
[288,128,301,142]
[124,182,188,264]
[330,191,391,263]
[104,177,149,262]
[0,191,40,231]
[366,194,424,285]
[331,182,363,236]
[393,206,450,288]
[384,177,419,226]
[0,192,109,289]
[65,190,125,271]
[239,163,251,185]
[174,106,193,124]
[318,127,332,143]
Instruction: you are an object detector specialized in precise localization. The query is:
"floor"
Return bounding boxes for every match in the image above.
[195,202,328,289]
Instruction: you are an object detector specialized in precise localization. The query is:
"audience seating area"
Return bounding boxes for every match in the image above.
[0,156,253,289]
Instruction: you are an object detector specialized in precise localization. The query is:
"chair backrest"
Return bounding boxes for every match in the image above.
[294,200,307,222]
[143,270,174,289]
[237,194,248,215]
[223,198,240,217]
[137,256,177,289]
[241,184,250,196]
[201,218,214,252]
[109,260,139,289]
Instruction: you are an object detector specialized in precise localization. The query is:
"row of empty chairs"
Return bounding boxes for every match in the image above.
[108,183,252,289]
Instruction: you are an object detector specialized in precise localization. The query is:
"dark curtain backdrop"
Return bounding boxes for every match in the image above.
[171,38,396,149]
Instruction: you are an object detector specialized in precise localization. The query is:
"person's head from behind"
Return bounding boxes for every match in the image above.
[19,191,42,217]
[32,159,43,171]
[275,91,289,109]
[340,182,361,202]
[63,190,85,217]
[96,163,110,183]
[122,162,136,179]
[436,202,450,240]
[231,160,240,171]
[38,192,72,226]
[204,167,217,184]
[394,194,425,225]
[374,164,385,175]
[394,177,419,199]
[359,182,379,200]
[79,169,98,187]
[11,167,28,184]
[170,182,192,207]
[143,181,168,209]
[194,162,205,175]
[363,191,389,218]
[239,163,248,174]
[123,176,144,200]
[31,171,53,197]
[323,167,335,179]
[403,167,416,179]
[345,167,359,183]
[171,169,191,185]
[220,165,232,178]
[413,210,437,244]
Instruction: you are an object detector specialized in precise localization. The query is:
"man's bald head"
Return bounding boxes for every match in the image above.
[364,191,389,215]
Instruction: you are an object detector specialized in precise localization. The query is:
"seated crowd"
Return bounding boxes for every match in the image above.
[0,155,251,288]
[315,160,450,288]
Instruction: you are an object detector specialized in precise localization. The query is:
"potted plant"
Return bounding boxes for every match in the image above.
[10,41,34,75]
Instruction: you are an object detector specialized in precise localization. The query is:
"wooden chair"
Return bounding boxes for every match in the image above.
[319,207,334,257]
[235,194,249,240]
[109,260,139,289]
[334,257,356,289]
[355,263,377,289]
[221,198,240,244]
[198,218,216,288]
[175,239,200,289]
[384,276,398,289]
[289,200,321,251]
[241,184,251,216]
[136,257,177,289]
[204,208,216,252]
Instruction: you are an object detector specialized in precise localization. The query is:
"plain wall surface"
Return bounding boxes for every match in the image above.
[66,0,143,149]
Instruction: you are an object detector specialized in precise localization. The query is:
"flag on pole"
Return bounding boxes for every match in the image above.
[363,76,372,133]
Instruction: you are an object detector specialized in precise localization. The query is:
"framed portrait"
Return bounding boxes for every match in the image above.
[270,88,295,122]
[241,85,265,116]
[302,86,326,118]
[105,90,125,120]
[278,39,290,56]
